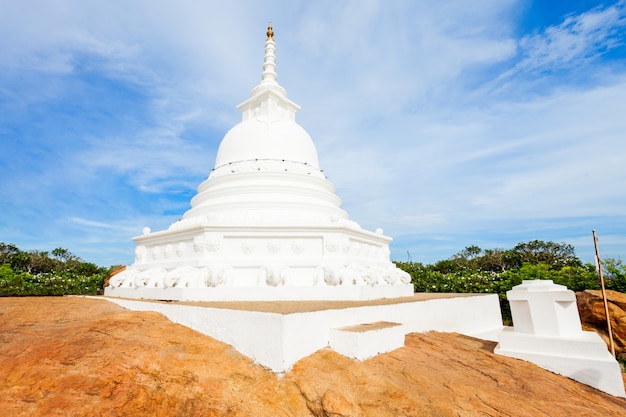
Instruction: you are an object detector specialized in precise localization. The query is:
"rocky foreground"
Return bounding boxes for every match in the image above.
[1,297,625,416]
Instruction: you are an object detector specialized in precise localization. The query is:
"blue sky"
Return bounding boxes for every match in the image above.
[1,0,625,267]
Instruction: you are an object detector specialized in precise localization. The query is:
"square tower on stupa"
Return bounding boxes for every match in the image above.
[105,24,413,301]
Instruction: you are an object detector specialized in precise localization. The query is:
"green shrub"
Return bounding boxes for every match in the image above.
[604,258,626,293]
[395,252,618,325]
[0,268,107,297]
[0,242,111,297]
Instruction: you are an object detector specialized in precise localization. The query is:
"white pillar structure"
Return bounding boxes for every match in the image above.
[105,24,413,302]
[495,280,625,398]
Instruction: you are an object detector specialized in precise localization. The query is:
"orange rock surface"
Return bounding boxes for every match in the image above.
[578,289,626,358]
[1,296,625,416]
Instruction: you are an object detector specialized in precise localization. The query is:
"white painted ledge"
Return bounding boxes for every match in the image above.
[102,293,503,373]
[329,321,405,360]
[105,284,414,302]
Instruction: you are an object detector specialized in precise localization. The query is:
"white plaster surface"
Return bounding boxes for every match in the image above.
[104,293,503,373]
[507,279,582,337]
[495,280,626,398]
[105,283,414,302]
[329,322,405,360]
[496,328,625,398]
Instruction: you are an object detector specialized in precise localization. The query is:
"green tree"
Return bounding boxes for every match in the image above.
[51,247,79,263]
[0,263,16,282]
[603,258,626,293]
[0,243,20,265]
[510,240,582,270]
[11,251,33,273]
[431,259,464,274]
[452,245,483,262]
[29,251,60,274]
[474,249,518,272]
[555,264,599,292]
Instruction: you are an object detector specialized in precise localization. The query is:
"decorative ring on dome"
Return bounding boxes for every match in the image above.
[209,158,326,179]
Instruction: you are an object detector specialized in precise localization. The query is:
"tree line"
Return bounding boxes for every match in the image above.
[0,242,113,296]
[394,240,625,322]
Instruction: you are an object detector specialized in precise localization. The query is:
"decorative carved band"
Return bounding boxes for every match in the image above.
[209,159,325,179]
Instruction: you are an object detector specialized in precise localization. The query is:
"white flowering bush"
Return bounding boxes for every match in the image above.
[0,243,110,296]
[0,264,107,296]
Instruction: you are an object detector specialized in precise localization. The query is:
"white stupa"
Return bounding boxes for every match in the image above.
[106,24,413,301]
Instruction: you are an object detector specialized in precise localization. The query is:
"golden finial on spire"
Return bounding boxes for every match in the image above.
[266,22,274,40]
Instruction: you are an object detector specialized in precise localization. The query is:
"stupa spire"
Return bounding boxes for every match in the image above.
[261,22,278,85]
[240,22,296,122]
[266,21,274,40]
[250,22,286,97]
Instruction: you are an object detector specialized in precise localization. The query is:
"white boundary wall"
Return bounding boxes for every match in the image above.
[104,294,503,372]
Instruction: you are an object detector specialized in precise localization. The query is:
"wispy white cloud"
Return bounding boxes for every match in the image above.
[517,1,626,70]
[69,217,127,231]
[487,0,626,96]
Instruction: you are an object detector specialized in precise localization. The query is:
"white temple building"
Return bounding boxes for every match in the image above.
[105,24,413,302]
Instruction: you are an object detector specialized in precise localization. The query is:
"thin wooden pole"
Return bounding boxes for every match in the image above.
[593,230,616,358]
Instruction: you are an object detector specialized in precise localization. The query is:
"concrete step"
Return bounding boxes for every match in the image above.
[329,321,405,360]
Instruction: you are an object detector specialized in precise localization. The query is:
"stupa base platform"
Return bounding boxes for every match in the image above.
[104,283,414,302]
[102,293,503,372]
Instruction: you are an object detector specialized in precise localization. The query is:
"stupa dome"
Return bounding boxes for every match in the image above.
[215,117,320,169]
